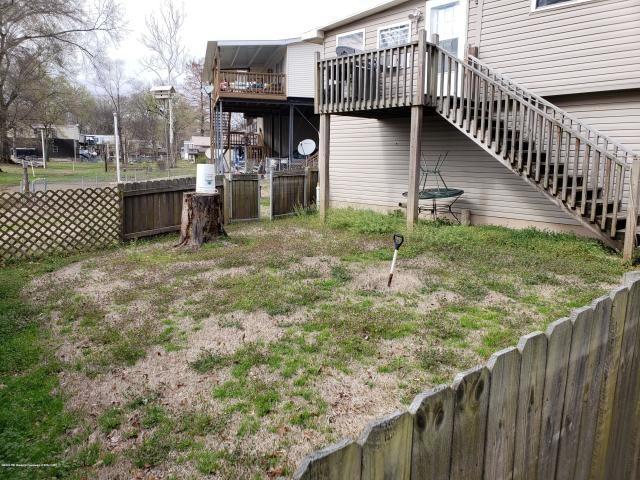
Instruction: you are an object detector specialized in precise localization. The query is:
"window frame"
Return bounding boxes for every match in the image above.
[530,0,598,12]
[376,21,412,50]
[335,28,366,52]
[425,0,468,60]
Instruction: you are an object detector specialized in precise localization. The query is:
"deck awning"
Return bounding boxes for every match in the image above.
[203,38,298,83]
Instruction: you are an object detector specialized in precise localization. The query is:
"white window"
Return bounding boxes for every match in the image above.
[377,22,411,49]
[531,0,593,10]
[336,29,365,52]
[426,0,467,60]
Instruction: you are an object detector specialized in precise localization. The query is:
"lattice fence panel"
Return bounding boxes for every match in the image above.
[0,187,121,262]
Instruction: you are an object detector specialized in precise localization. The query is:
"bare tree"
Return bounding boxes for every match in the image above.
[140,0,186,85]
[183,59,208,136]
[0,0,123,161]
[92,56,128,163]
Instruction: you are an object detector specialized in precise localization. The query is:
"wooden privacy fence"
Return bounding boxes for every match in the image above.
[0,171,307,262]
[0,188,121,262]
[270,168,318,218]
[231,173,260,221]
[121,177,202,240]
[295,272,640,480]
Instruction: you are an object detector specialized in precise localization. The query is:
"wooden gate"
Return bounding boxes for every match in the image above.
[270,168,318,218]
[231,173,260,221]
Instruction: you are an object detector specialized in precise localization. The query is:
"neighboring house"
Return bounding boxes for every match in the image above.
[307,0,640,255]
[203,38,322,170]
[182,136,210,160]
[10,124,83,159]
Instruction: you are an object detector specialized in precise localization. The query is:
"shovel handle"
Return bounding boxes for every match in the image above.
[393,234,404,250]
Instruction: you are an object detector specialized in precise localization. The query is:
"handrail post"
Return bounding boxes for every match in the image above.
[315,51,321,114]
[467,45,479,63]
[623,157,640,260]
[429,34,439,104]
[414,29,427,106]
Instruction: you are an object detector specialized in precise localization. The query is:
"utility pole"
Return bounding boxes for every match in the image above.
[168,93,174,168]
[40,128,46,169]
[113,112,121,183]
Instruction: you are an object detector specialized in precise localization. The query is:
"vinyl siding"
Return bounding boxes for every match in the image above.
[329,112,584,228]
[286,42,322,98]
[473,0,640,96]
[549,90,640,153]
[323,0,425,58]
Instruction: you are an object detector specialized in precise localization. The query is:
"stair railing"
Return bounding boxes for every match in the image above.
[467,55,639,166]
[426,42,637,246]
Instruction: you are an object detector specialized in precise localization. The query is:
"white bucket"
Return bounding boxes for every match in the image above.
[196,164,217,194]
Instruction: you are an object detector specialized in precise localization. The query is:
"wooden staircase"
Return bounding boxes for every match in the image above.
[426,44,640,252]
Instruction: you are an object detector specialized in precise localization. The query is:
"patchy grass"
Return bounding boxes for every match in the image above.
[2,208,632,478]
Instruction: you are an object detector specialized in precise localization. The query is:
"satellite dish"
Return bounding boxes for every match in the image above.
[298,139,316,156]
[205,148,212,159]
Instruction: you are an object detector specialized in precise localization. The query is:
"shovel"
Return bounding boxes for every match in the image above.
[387,233,404,287]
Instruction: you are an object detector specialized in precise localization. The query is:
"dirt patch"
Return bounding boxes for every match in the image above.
[191,311,287,356]
[417,290,463,312]
[290,256,340,277]
[314,366,406,440]
[349,263,423,293]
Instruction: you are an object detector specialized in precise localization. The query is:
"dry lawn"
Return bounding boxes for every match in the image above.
[20,209,629,478]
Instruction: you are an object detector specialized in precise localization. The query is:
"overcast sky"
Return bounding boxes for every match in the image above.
[110,0,383,82]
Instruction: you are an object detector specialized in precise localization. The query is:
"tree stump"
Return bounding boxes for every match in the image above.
[177,192,223,248]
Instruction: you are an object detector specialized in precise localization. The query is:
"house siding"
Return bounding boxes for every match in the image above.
[549,90,640,153]
[473,0,640,96]
[328,112,585,230]
[323,0,425,58]
[286,42,322,98]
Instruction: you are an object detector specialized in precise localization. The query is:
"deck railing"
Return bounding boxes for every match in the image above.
[315,40,423,114]
[314,34,640,255]
[217,70,286,98]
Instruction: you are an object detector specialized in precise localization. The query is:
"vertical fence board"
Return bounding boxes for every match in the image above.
[359,411,413,480]
[605,274,640,478]
[293,439,361,480]
[513,332,547,480]
[538,317,573,480]
[484,347,521,480]
[590,287,629,480]
[409,386,454,480]
[556,307,595,480]
[574,296,611,480]
[450,366,490,480]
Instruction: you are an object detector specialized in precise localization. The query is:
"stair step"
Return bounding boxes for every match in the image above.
[596,214,626,232]
[583,199,615,217]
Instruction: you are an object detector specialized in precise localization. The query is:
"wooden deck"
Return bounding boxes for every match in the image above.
[216,70,287,102]
[315,32,640,258]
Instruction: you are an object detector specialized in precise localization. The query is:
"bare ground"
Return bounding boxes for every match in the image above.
[24,216,625,478]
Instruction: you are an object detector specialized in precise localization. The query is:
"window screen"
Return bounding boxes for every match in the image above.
[336,31,364,51]
[536,0,573,7]
[378,23,411,49]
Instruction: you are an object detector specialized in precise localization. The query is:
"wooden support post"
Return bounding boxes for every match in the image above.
[304,166,311,208]
[407,105,424,228]
[21,161,29,193]
[429,34,440,105]
[624,159,640,260]
[288,103,295,163]
[223,174,232,224]
[461,209,471,226]
[319,113,330,221]
[414,29,426,106]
